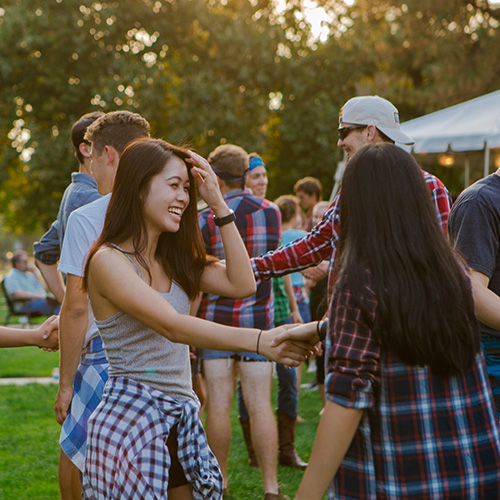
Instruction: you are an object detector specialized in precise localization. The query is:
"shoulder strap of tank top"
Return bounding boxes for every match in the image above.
[109,243,143,279]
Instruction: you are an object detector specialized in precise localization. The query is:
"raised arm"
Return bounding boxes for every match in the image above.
[188,150,256,298]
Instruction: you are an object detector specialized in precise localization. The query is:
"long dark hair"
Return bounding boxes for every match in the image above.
[84,138,211,300]
[335,143,480,376]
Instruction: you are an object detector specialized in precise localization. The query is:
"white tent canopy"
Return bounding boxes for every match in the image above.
[401,90,500,177]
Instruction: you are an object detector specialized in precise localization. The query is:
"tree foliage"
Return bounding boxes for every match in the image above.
[0,0,499,234]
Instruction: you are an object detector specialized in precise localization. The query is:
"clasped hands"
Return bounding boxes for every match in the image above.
[37,315,59,351]
[259,322,323,367]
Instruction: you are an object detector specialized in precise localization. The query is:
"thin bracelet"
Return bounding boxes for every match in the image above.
[256,330,263,355]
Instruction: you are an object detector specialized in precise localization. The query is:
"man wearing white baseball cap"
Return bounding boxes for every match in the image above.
[251,95,452,294]
[337,95,414,159]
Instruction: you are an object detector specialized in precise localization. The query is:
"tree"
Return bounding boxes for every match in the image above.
[0,0,299,233]
[332,0,500,118]
[2,0,499,232]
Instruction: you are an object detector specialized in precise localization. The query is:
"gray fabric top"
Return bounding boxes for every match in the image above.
[95,246,194,399]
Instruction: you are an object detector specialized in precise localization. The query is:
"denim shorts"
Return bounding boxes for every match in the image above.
[199,348,268,362]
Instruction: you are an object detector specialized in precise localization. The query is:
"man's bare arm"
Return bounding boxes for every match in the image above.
[54,273,88,425]
[35,259,66,304]
[284,274,303,324]
[470,270,500,331]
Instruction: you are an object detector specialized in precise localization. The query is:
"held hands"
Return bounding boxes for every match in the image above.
[186,150,229,217]
[271,321,322,353]
[36,315,59,351]
[258,324,320,367]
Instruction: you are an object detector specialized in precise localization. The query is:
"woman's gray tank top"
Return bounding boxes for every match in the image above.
[95,245,194,400]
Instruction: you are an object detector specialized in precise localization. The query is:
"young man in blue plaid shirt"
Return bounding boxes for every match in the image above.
[198,144,286,500]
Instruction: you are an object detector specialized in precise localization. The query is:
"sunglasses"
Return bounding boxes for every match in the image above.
[338,125,367,141]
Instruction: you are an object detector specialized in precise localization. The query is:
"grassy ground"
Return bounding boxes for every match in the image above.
[0,343,325,499]
[0,384,60,500]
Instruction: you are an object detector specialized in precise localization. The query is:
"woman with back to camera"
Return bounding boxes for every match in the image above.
[81,138,314,500]
[275,143,500,499]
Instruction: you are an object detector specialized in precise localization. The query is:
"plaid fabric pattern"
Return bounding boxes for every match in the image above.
[252,170,452,284]
[423,170,453,232]
[59,336,109,471]
[273,238,291,325]
[198,189,280,329]
[83,376,222,500]
[325,281,500,500]
[273,276,290,325]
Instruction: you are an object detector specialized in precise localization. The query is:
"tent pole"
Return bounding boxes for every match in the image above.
[330,160,346,202]
[484,145,491,178]
[465,155,470,188]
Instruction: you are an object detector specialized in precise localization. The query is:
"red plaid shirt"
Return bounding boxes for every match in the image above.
[252,170,452,291]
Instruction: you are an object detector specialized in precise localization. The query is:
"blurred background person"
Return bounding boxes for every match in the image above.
[293,177,322,231]
[3,251,60,316]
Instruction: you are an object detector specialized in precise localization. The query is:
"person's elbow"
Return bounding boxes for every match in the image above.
[470,271,489,304]
[60,299,88,321]
[232,278,257,299]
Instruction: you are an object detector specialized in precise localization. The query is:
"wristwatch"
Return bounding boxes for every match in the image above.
[214,209,236,227]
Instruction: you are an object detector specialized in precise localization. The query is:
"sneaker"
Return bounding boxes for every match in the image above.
[306,380,318,391]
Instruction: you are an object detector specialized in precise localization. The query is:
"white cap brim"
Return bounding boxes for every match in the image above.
[377,126,414,146]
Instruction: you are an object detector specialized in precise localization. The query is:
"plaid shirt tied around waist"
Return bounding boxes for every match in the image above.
[83,377,222,500]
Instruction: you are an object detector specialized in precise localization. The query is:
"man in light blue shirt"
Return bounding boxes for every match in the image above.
[54,111,150,500]
[3,251,59,315]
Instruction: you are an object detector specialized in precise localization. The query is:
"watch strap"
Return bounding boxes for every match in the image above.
[214,209,236,227]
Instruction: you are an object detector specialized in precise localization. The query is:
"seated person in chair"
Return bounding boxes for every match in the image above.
[3,251,60,316]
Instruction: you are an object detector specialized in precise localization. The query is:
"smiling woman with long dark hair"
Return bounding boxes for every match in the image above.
[276,143,500,500]
[80,138,314,500]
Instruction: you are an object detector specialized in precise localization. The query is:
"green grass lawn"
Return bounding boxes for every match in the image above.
[0,345,325,499]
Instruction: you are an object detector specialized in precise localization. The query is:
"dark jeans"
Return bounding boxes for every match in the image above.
[21,298,60,316]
